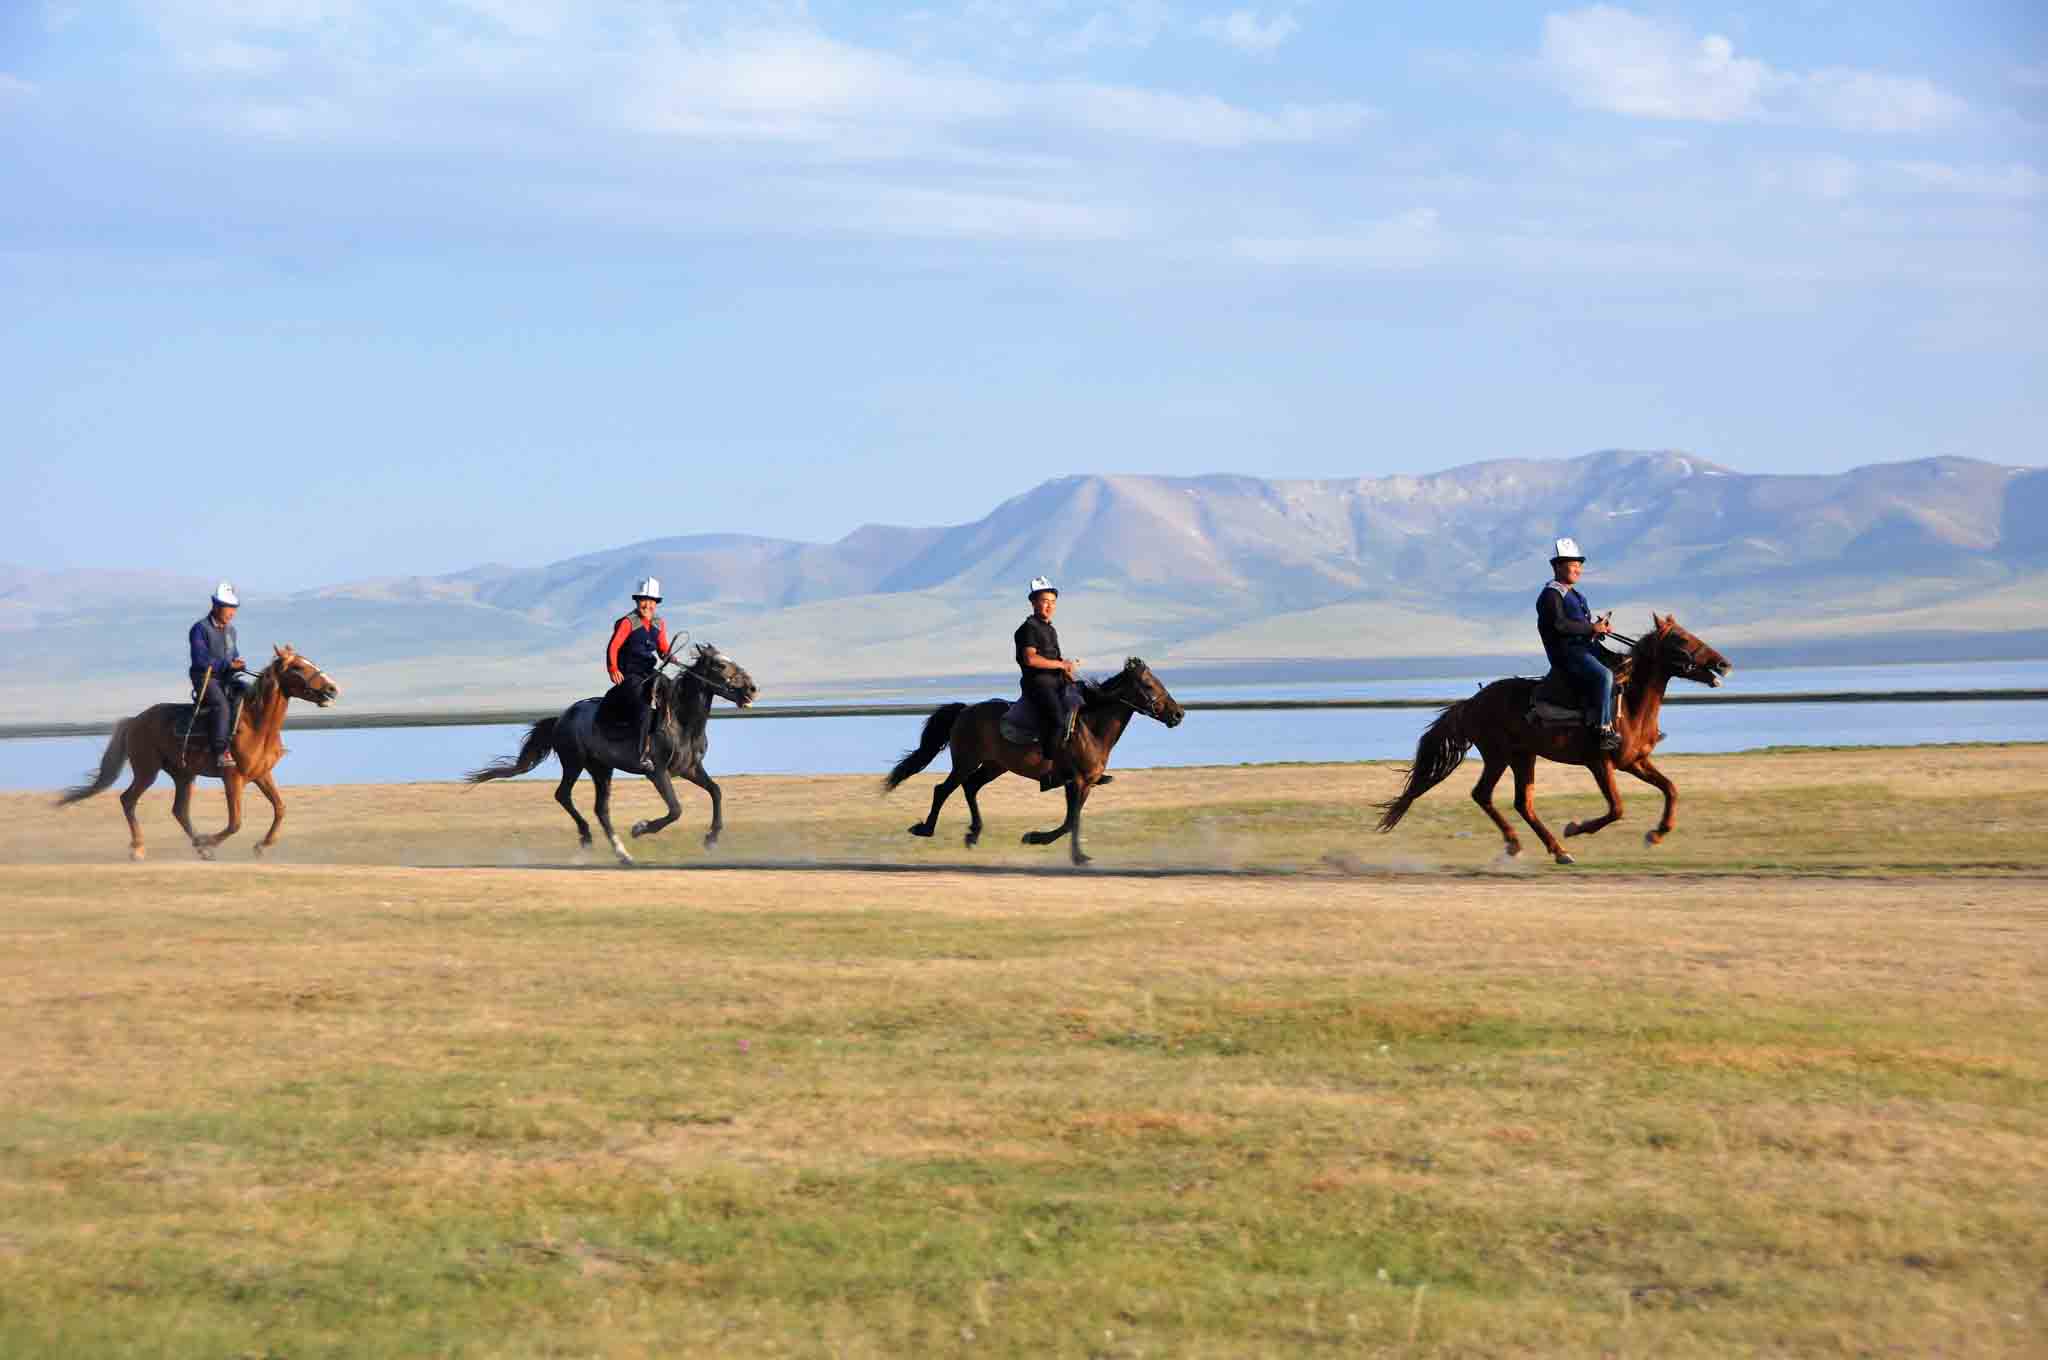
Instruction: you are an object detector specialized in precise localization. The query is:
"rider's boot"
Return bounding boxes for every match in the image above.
[1597,724,1622,753]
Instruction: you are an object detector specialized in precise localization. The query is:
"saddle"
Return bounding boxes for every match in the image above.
[1527,672,1586,727]
[597,676,659,740]
[1526,649,1627,728]
[998,683,1081,748]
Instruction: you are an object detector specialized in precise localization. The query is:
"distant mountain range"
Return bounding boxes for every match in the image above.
[7,451,2046,720]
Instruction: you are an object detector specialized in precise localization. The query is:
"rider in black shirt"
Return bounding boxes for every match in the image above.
[1015,576,1078,768]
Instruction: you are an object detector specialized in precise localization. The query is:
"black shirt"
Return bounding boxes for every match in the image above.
[1014,615,1061,677]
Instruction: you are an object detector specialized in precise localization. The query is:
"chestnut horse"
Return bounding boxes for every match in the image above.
[882,657,1184,866]
[55,646,341,860]
[1376,616,1730,863]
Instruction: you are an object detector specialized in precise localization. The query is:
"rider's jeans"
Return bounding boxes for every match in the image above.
[1557,648,1615,727]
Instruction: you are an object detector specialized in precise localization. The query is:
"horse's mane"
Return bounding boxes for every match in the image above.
[1080,657,1147,706]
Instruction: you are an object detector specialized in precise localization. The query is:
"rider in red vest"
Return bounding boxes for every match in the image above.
[607,578,674,771]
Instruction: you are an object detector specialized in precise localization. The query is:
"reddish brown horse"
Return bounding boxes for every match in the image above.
[883,657,1185,866]
[1377,616,1730,863]
[56,646,341,860]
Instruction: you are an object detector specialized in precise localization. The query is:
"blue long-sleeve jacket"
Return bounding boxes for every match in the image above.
[189,616,240,688]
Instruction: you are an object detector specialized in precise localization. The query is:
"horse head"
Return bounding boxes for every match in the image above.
[1107,656,1184,727]
[272,644,340,707]
[687,643,757,708]
[1644,616,1731,689]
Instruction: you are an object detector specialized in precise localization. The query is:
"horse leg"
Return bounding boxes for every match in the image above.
[250,773,285,856]
[119,756,158,862]
[1022,780,1089,862]
[1066,780,1095,867]
[675,764,725,848]
[589,767,633,866]
[554,759,592,848]
[1469,751,1519,857]
[960,764,1000,848]
[1626,757,1679,845]
[909,768,961,838]
[1509,755,1571,865]
[630,767,685,841]
[169,775,212,860]
[1565,760,1625,840]
[203,772,248,853]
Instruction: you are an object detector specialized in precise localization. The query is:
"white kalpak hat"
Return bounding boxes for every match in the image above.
[632,577,662,601]
[1026,576,1058,599]
[1549,538,1585,563]
[211,581,240,607]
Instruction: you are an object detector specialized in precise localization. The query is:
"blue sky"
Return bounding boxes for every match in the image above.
[3,1,2043,588]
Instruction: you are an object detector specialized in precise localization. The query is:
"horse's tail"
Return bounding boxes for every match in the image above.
[466,718,559,784]
[1375,701,1474,832]
[882,703,967,792]
[54,720,132,806]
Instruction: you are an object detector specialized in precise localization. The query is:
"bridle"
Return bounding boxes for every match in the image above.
[1089,668,1169,723]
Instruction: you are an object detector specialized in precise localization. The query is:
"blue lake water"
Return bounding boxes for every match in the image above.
[4,660,2044,791]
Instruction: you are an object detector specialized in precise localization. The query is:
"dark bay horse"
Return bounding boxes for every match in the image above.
[882,657,1185,866]
[56,645,341,860]
[1377,616,1731,863]
[467,644,757,865]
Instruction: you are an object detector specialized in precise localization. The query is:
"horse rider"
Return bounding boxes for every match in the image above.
[1015,577,1080,773]
[607,577,675,771]
[1536,538,1620,752]
[188,581,254,770]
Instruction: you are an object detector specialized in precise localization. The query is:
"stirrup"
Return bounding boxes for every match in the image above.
[217,751,238,771]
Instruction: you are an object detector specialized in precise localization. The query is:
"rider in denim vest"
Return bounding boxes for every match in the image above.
[1535,539,1620,753]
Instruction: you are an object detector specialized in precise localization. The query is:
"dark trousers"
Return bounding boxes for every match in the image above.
[623,671,659,759]
[191,672,251,754]
[1557,648,1616,727]
[1021,674,1070,762]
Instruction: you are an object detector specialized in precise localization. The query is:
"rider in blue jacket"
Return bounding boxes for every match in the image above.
[1535,539,1620,752]
[188,582,253,769]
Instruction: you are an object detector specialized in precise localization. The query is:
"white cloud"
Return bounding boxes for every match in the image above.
[1236,208,1446,271]
[1799,68,1965,134]
[1540,6,1962,132]
[1196,9,1300,56]
[0,74,38,101]
[1885,160,2045,200]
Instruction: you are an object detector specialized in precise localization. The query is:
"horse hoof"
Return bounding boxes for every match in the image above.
[1503,842,1522,858]
[1644,831,1663,847]
[1554,851,1575,866]
[1072,853,1093,867]
[703,834,719,850]
[1564,821,1581,837]
[630,820,651,838]
[1020,832,1041,846]
[908,824,934,838]
[130,847,146,862]
[964,834,980,849]
[252,844,265,857]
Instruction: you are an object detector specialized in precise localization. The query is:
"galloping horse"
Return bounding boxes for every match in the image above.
[883,657,1185,866]
[56,645,341,860]
[1377,616,1731,863]
[467,644,757,865]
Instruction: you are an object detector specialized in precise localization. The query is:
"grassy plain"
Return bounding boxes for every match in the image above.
[2,748,2045,1356]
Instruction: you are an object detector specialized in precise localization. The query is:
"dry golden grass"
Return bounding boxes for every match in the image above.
[13,742,2048,874]
[2,749,2046,1356]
